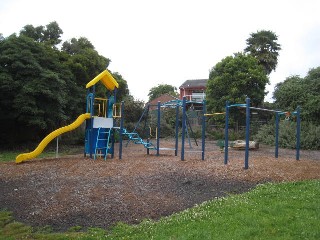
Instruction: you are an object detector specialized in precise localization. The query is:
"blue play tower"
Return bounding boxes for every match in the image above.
[84,70,119,160]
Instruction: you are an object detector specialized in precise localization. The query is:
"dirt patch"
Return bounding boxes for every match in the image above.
[0,140,319,231]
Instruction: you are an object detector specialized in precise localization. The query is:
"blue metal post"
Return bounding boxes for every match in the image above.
[202,100,206,160]
[113,87,117,105]
[119,101,124,159]
[181,96,186,161]
[275,113,280,158]
[111,130,115,159]
[175,104,179,156]
[90,85,95,158]
[84,90,93,157]
[147,104,150,155]
[157,101,161,156]
[296,106,301,160]
[111,89,117,159]
[244,98,250,169]
[224,101,229,165]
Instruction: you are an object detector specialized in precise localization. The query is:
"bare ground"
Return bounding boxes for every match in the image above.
[0,139,319,231]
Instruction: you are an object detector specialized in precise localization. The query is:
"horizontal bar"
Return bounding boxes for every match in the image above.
[158,148,176,150]
[204,112,225,116]
[249,106,285,113]
[228,103,246,107]
[233,105,288,114]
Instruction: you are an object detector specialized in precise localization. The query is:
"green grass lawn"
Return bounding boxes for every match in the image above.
[1,180,319,240]
[0,145,83,163]
[0,151,56,163]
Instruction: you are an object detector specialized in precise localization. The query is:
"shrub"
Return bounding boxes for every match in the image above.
[254,121,320,150]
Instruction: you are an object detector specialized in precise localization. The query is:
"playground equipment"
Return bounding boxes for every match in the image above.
[180,96,206,160]
[84,70,119,160]
[121,101,180,156]
[187,97,301,168]
[16,113,91,163]
[223,98,301,169]
[119,98,200,158]
[16,70,119,163]
[16,74,301,168]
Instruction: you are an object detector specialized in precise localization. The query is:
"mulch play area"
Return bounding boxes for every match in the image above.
[0,139,319,231]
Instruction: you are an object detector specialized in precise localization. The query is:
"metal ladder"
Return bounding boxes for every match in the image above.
[122,128,156,150]
[94,127,112,160]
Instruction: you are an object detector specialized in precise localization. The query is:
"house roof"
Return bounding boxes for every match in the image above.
[148,93,179,106]
[179,79,208,89]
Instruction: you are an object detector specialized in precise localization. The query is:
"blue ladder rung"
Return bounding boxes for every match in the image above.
[94,127,112,160]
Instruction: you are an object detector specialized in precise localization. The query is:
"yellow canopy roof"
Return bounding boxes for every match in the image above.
[86,70,119,90]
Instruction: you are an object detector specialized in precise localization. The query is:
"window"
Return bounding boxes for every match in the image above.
[191,91,205,102]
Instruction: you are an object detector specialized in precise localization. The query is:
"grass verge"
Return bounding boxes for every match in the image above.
[0,145,83,163]
[0,180,319,239]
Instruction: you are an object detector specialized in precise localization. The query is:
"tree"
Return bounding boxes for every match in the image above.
[122,95,145,129]
[273,67,320,124]
[112,72,130,102]
[256,67,320,150]
[206,53,269,113]
[0,34,72,144]
[148,84,178,102]
[244,30,281,75]
[61,37,111,112]
[62,37,94,54]
[273,76,305,110]
[0,22,127,146]
[20,21,63,47]
[62,37,111,85]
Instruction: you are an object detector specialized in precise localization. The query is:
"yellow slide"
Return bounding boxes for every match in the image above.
[16,113,91,163]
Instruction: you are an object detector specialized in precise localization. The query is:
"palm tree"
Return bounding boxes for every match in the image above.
[244,30,281,75]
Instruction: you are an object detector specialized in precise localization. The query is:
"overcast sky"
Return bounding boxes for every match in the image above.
[1,0,319,102]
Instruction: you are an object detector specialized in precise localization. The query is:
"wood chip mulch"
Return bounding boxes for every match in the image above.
[0,140,319,231]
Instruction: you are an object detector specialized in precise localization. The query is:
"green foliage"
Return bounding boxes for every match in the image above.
[106,180,320,240]
[62,37,111,107]
[125,106,180,140]
[161,108,179,137]
[61,37,94,54]
[206,53,269,114]
[0,33,72,144]
[0,23,123,146]
[273,67,320,125]
[20,21,63,47]
[67,225,82,232]
[254,121,320,150]
[1,180,319,239]
[0,151,19,162]
[299,122,320,150]
[244,30,281,75]
[148,84,178,102]
[112,72,130,102]
[206,127,245,141]
[62,37,110,80]
[1,221,33,239]
[0,211,14,228]
[123,96,145,126]
[206,128,224,140]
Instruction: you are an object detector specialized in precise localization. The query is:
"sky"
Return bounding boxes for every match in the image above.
[1,0,320,102]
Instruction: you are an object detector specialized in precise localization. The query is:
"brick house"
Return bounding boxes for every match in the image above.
[179,79,208,102]
[148,93,179,110]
